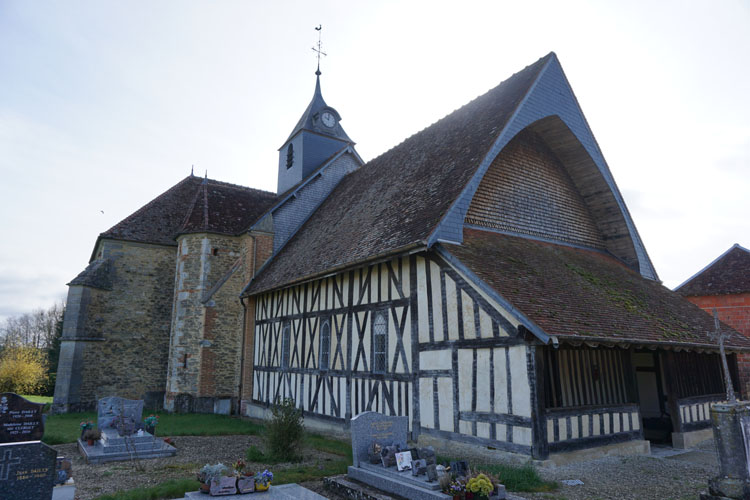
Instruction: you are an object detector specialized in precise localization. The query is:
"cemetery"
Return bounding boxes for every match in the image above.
[2,391,749,499]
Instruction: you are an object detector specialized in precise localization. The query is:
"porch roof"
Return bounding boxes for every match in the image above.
[443,229,750,351]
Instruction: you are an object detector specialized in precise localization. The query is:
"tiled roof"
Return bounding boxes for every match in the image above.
[246,54,553,295]
[443,229,750,350]
[676,244,750,296]
[100,176,276,247]
[68,259,112,290]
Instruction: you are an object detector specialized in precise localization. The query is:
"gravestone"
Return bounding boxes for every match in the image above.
[97,396,144,434]
[0,393,58,500]
[0,393,44,442]
[350,411,408,467]
[348,411,450,500]
[79,396,176,464]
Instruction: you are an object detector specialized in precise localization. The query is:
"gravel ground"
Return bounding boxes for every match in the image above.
[52,435,343,500]
[523,440,719,500]
[53,437,720,500]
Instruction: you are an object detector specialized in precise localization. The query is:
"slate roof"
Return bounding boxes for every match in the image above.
[676,244,750,297]
[443,229,750,350]
[246,53,553,295]
[99,175,276,247]
[68,259,112,290]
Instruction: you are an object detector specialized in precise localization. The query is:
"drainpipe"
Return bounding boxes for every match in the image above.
[238,295,248,416]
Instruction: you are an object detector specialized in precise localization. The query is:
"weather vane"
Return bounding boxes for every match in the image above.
[312,24,326,76]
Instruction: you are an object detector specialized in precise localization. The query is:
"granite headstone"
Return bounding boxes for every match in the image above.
[350,411,408,467]
[97,396,144,435]
[0,393,45,443]
[0,441,57,500]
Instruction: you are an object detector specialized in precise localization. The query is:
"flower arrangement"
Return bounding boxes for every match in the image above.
[82,428,102,443]
[255,469,273,487]
[79,420,94,431]
[466,473,493,496]
[233,458,247,476]
[198,463,229,485]
[143,414,159,428]
[446,480,465,495]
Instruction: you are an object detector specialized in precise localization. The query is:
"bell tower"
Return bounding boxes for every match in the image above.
[277,28,354,194]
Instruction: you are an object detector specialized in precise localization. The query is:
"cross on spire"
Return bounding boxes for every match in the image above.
[312,24,326,76]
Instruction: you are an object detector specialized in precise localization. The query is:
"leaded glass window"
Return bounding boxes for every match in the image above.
[372,312,387,373]
[320,318,331,371]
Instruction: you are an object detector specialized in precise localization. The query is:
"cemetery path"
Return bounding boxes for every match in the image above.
[51,434,343,500]
[523,439,719,500]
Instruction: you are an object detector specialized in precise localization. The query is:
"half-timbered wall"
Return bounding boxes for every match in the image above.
[413,254,533,454]
[252,256,414,426]
[545,404,641,453]
[251,252,536,454]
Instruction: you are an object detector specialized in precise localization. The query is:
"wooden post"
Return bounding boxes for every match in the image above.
[530,344,549,460]
[661,350,682,434]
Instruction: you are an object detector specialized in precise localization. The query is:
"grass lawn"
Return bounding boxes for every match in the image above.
[43,412,264,445]
[20,394,53,404]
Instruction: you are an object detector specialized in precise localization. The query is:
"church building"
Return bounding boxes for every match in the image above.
[54,53,750,461]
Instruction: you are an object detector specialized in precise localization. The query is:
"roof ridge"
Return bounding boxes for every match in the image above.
[178,179,205,235]
[202,177,276,196]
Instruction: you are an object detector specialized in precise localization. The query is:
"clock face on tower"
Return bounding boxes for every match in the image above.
[321,111,336,128]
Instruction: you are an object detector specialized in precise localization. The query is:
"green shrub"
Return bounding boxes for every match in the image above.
[266,398,304,462]
[245,445,266,462]
[0,347,48,395]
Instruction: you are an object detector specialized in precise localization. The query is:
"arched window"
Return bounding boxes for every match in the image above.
[320,319,331,371]
[372,312,388,374]
[286,144,294,169]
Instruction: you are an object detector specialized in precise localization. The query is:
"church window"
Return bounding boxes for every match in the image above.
[286,144,294,169]
[320,318,331,371]
[281,321,291,369]
[372,311,388,373]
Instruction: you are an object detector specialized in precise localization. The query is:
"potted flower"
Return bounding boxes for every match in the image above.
[198,463,229,495]
[82,427,102,447]
[254,469,273,491]
[444,479,466,500]
[234,459,255,494]
[465,473,493,500]
[79,420,94,439]
[143,414,159,435]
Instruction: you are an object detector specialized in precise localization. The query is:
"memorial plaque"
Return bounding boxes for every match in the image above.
[0,441,57,500]
[411,458,427,476]
[97,396,143,435]
[209,475,238,496]
[0,393,45,443]
[350,411,408,467]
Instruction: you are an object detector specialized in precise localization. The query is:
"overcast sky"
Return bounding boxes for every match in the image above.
[1,0,748,324]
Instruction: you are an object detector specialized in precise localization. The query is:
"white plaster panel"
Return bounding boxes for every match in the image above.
[419,350,452,370]
[496,423,506,441]
[401,257,410,298]
[417,257,430,343]
[401,310,411,373]
[582,415,590,437]
[437,377,454,431]
[430,261,444,341]
[381,262,389,302]
[603,414,610,434]
[509,345,531,417]
[493,348,508,413]
[476,349,491,412]
[462,290,475,339]
[458,349,473,412]
[622,414,630,432]
[513,426,531,446]
[631,412,640,430]
[479,309,493,339]
[593,416,600,436]
[613,413,620,433]
[559,418,567,440]
[477,422,490,439]
[459,420,472,435]
[419,377,434,429]
[547,419,554,441]
[571,418,579,439]
[445,276,459,340]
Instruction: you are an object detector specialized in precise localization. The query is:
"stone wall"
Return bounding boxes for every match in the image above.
[53,239,175,412]
[685,293,750,399]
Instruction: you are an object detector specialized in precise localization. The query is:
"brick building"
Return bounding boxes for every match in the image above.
[676,244,750,397]
[54,53,750,461]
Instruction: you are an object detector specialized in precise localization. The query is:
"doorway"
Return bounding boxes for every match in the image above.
[633,350,672,443]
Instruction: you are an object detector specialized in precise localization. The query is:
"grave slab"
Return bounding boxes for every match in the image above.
[0,392,45,443]
[79,428,176,464]
[182,483,326,499]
